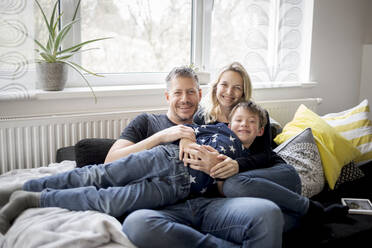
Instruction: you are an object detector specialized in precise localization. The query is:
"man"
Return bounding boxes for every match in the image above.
[106,66,284,248]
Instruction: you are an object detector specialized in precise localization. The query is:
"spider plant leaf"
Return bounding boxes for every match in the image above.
[72,0,81,21]
[35,0,54,38]
[56,48,99,60]
[62,60,98,103]
[55,0,80,44]
[34,39,49,54]
[57,14,74,45]
[68,60,104,77]
[53,19,80,55]
[49,0,59,40]
[40,52,55,62]
[58,37,111,55]
[49,12,65,52]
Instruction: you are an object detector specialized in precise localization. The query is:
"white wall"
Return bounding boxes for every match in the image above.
[309,0,369,114]
[360,45,372,119]
[360,0,372,117]
[1,0,371,118]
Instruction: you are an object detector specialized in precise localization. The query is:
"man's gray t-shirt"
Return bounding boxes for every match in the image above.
[119,113,176,143]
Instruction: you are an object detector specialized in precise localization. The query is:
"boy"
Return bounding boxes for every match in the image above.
[0,101,267,234]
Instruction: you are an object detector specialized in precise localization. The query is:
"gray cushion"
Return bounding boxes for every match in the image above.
[75,138,116,167]
[274,128,325,197]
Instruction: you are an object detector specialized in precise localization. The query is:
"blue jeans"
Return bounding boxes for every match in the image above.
[222,163,307,231]
[123,197,284,248]
[23,144,190,217]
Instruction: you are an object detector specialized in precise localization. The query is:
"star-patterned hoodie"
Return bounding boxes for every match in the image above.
[185,123,250,195]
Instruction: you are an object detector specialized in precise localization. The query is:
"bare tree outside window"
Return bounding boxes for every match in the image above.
[80,0,191,74]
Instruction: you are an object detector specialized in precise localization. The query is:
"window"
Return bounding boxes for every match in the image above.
[80,0,191,73]
[41,0,314,87]
[210,0,313,83]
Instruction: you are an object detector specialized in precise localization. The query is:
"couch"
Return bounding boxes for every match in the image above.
[55,139,372,248]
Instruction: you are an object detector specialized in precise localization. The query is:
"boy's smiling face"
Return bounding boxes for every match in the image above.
[229,107,265,148]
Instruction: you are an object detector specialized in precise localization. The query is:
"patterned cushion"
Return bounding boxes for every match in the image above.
[274,128,325,197]
[274,104,361,189]
[334,162,365,189]
[322,99,372,165]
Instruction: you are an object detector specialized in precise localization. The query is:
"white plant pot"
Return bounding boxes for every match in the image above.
[196,71,210,85]
[36,62,68,91]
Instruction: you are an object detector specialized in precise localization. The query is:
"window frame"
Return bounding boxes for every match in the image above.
[60,0,313,88]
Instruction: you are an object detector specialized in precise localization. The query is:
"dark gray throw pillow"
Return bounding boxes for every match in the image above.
[75,138,116,167]
[274,128,325,197]
[334,161,365,189]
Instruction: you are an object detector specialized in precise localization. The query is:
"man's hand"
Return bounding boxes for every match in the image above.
[182,145,223,175]
[210,155,239,179]
[179,138,197,163]
[156,125,196,144]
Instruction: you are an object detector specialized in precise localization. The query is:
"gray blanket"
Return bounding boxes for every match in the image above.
[0,161,136,248]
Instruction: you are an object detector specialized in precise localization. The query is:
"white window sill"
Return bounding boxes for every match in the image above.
[34,84,169,100]
[35,81,317,99]
[0,81,317,102]
[0,81,318,118]
[253,81,317,90]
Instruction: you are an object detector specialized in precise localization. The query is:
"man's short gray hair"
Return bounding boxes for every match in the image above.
[165,66,199,90]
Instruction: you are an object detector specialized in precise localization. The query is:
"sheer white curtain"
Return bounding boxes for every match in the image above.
[210,0,313,83]
[0,0,35,101]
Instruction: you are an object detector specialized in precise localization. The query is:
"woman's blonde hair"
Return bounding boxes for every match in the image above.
[200,62,252,124]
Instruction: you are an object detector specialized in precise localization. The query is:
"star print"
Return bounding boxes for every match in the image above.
[219,146,226,153]
[201,125,207,128]
[229,135,236,142]
[200,187,207,194]
[189,175,196,184]
[200,138,206,143]
[212,137,217,143]
[194,127,200,135]
[212,133,218,138]
[229,145,236,153]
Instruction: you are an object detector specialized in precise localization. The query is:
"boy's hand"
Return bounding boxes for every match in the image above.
[210,155,239,179]
[182,145,223,175]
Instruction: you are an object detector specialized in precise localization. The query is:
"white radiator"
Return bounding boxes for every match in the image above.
[259,98,323,126]
[0,98,322,174]
[0,108,167,174]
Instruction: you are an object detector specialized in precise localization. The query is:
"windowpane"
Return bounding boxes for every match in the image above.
[80,0,191,74]
[210,0,310,83]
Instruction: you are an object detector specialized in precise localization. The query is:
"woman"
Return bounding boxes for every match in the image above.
[190,62,347,231]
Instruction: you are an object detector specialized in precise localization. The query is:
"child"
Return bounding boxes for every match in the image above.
[0,101,267,234]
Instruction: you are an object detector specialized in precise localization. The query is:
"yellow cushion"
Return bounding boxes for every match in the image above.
[322,99,372,165]
[274,104,361,189]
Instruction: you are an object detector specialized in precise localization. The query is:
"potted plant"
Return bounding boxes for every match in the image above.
[34,0,110,102]
[188,63,210,85]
